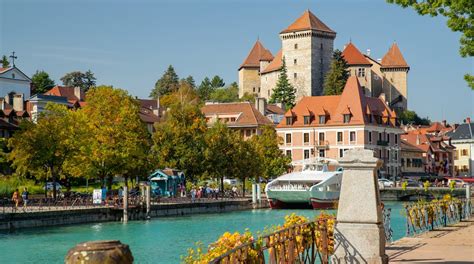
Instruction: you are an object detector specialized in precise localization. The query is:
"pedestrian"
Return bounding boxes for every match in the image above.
[21,187,29,211]
[12,189,20,211]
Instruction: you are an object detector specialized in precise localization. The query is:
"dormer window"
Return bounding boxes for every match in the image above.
[357,68,365,77]
[343,114,351,123]
[319,115,326,124]
[294,44,298,49]
[303,115,311,125]
[286,117,293,125]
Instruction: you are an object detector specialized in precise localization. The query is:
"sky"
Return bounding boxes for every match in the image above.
[1,0,473,123]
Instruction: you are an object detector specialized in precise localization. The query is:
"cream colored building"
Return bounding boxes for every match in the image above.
[447,120,474,177]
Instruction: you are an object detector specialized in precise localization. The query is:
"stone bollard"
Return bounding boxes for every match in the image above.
[65,240,133,264]
[252,184,257,204]
[123,186,128,223]
[332,149,388,264]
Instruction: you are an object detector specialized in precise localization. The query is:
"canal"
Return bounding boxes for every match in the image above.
[0,202,406,264]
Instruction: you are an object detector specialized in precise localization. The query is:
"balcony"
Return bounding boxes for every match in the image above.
[316,140,329,149]
[377,140,389,146]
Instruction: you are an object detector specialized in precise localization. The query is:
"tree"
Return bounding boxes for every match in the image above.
[78,86,151,189]
[1,55,9,68]
[150,65,180,98]
[197,77,214,101]
[152,102,207,181]
[250,126,291,180]
[240,92,256,103]
[160,79,201,109]
[397,109,431,125]
[31,70,55,94]
[323,49,349,95]
[209,82,239,102]
[210,75,225,89]
[232,137,263,196]
[8,104,85,199]
[387,0,473,89]
[60,70,96,92]
[269,57,296,110]
[182,75,196,89]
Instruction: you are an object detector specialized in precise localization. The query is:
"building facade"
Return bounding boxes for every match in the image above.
[276,76,403,178]
[447,119,474,177]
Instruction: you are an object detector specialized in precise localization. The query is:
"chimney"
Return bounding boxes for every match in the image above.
[467,117,471,124]
[366,49,371,56]
[256,97,266,116]
[13,94,24,112]
[0,98,4,111]
[377,58,382,63]
[153,97,160,117]
[442,120,447,127]
[416,134,420,145]
[74,86,82,101]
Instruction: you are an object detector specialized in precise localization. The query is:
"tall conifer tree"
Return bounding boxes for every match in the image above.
[323,50,349,95]
[150,65,179,98]
[269,57,296,110]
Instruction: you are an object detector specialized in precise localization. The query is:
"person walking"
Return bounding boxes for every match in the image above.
[12,189,20,211]
[21,187,29,211]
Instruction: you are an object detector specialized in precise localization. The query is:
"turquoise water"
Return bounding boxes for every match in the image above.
[0,202,406,264]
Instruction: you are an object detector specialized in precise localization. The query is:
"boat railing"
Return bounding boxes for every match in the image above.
[208,219,333,264]
[267,184,312,191]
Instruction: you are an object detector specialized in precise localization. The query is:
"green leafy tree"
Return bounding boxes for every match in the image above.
[250,126,291,180]
[8,104,85,199]
[232,138,263,196]
[269,58,296,110]
[398,109,431,125]
[197,77,215,101]
[78,86,151,189]
[240,92,256,103]
[209,82,239,102]
[31,70,55,94]
[160,79,201,109]
[210,75,225,89]
[60,70,96,92]
[1,55,9,68]
[182,75,196,89]
[387,0,473,89]
[150,65,180,98]
[152,102,207,181]
[323,49,349,95]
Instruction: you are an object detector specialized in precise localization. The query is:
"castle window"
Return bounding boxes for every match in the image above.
[343,114,351,123]
[358,68,365,77]
[294,44,298,49]
[320,43,323,49]
[294,72,297,79]
[253,87,256,92]
[258,87,261,93]
[294,59,297,65]
[319,115,326,124]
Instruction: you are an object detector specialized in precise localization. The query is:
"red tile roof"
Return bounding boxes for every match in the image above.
[280,10,335,34]
[266,104,286,115]
[277,76,396,128]
[342,42,372,65]
[261,49,283,74]
[401,140,424,152]
[381,43,409,68]
[201,102,273,127]
[0,67,11,73]
[44,86,85,104]
[239,40,274,70]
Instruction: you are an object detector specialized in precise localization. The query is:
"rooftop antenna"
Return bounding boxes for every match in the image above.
[9,51,17,67]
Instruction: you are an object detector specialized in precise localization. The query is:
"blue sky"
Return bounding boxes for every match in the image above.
[1,0,472,123]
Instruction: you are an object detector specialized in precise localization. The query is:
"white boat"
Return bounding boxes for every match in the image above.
[265,158,342,209]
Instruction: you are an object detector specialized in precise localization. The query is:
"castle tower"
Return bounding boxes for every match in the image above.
[238,40,274,98]
[279,10,336,98]
[342,42,373,96]
[380,43,409,111]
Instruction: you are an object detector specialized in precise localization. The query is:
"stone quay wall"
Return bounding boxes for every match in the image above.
[0,199,260,231]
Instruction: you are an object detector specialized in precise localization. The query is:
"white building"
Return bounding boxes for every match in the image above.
[0,66,31,99]
[447,118,474,177]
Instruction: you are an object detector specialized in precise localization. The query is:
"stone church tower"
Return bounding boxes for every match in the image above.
[380,43,409,111]
[239,10,336,100]
[279,10,336,97]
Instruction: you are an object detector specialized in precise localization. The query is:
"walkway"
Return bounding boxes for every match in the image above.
[387,218,474,263]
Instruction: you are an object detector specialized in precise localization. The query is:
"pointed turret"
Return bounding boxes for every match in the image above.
[280,10,335,34]
[239,40,274,70]
[342,42,372,66]
[381,43,409,69]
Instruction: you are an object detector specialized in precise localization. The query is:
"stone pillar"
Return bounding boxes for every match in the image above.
[146,185,151,219]
[332,149,388,264]
[123,186,128,223]
[252,184,257,204]
[256,184,261,203]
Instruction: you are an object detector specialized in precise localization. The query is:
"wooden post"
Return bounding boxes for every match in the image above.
[146,185,151,219]
[123,186,128,223]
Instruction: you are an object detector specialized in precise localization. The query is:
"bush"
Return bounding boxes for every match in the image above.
[0,176,43,197]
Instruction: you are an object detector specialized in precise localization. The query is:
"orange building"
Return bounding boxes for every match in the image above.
[276,76,403,178]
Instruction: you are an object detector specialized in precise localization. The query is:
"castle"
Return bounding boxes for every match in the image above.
[238,10,410,111]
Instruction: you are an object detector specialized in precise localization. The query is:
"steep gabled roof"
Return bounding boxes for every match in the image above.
[280,10,335,34]
[239,40,274,70]
[447,122,474,140]
[381,43,409,68]
[201,102,273,127]
[261,49,283,74]
[342,42,372,66]
[334,76,366,124]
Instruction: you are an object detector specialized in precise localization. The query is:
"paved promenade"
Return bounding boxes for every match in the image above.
[387,218,474,263]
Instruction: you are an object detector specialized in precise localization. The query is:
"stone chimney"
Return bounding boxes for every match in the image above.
[153,97,160,117]
[0,98,4,111]
[13,94,24,112]
[74,86,82,101]
[467,117,471,124]
[442,120,447,127]
[366,49,371,56]
[256,97,266,116]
